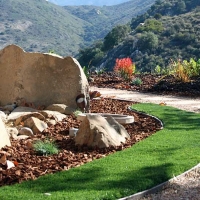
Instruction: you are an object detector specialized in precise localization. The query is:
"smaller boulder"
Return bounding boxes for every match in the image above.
[24,117,48,134]
[18,127,34,137]
[75,114,130,148]
[14,112,45,126]
[46,119,57,126]
[7,106,38,121]
[46,104,67,114]
[46,103,75,115]
[40,110,66,122]
[17,135,30,140]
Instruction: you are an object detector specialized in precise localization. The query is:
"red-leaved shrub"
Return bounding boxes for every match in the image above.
[114,57,135,80]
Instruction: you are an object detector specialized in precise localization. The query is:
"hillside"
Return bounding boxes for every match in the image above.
[0,0,155,56]
[78,0,200,72]
[49,0,128,6]
[65,0,155,40]
[0,0,90,56]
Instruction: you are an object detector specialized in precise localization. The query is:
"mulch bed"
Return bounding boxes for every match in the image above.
[89,72,200,97]
[0,98,162,187]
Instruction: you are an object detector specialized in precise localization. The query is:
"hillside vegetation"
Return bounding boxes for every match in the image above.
[78,0,200,73]
[49,0,128,6]
[0,0,91,56]
[0,0,155,56]
[65,0,155,42]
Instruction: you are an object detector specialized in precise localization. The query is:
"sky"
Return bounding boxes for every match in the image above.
[48,0,130,6]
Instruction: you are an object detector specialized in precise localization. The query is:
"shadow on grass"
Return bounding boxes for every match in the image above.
[133,104,200,131]
[15,162,174,198]
[12,146,184,199]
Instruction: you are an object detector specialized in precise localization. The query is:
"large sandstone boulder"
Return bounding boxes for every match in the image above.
[0,44,89,110]
[0,118,11,149]
[75,114,130,148]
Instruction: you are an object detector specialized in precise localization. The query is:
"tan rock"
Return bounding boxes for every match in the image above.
[0,118,11,149]
[14,112,45,126]
[0,44,89,110]
[46,103,76,115]
[106,116,130,138]
[46,119,57,126]
[18,127,34,137]
[46,104,67,114]
[75,114,130,148]
[40,110,66,122]
[24,117,48,134]
[7,106,38,122]
[16,135,30,140]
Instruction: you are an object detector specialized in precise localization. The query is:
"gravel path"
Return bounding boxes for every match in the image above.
[140,164,200,200]
[91,87,200,113]
[91,87,200,200]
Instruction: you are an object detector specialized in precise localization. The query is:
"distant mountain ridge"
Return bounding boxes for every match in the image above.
[48,0,129,6]
[0,0,89,56]
[64,0,155,42]
[0,0,155,56]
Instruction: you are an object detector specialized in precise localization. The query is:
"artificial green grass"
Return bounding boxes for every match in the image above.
[0,103,199,200]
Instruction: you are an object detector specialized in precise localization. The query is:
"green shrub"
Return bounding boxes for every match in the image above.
[73,110,82,118]
[33,139,59,156]
[155,65,161,74]
[169,58,200,82]
[136,19,164,33]
[131,77,143,86]
[95,67,106,76]
[83,66,90,79]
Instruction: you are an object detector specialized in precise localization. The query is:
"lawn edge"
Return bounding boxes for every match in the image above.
[119,163,200,200]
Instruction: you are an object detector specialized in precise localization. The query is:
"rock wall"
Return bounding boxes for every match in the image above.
[0,45,89,109]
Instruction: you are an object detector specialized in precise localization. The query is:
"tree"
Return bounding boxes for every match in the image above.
[154,13,162,20]
[103,24,131,51]
[78,41,105,67]
[136,19,163,33]
[176,0,186,13]
[137,32,159,51]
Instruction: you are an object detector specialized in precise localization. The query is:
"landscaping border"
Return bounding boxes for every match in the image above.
[128,107,164,130]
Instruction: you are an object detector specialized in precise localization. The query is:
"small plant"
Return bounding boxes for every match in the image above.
[33,139,59,156]
[154,65,161,74]
[131,77,143,86]
[169,58,200,82]
[82,60,93,79]
[83,66,90,79]
[48,49,55,54]
[94,67,106,76]
[73,109,82,118]
[114,57,135,80]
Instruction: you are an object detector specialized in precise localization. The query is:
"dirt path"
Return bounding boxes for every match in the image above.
[91,87,200,113]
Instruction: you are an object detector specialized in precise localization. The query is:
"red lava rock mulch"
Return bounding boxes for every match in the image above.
[0,98,162,187]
